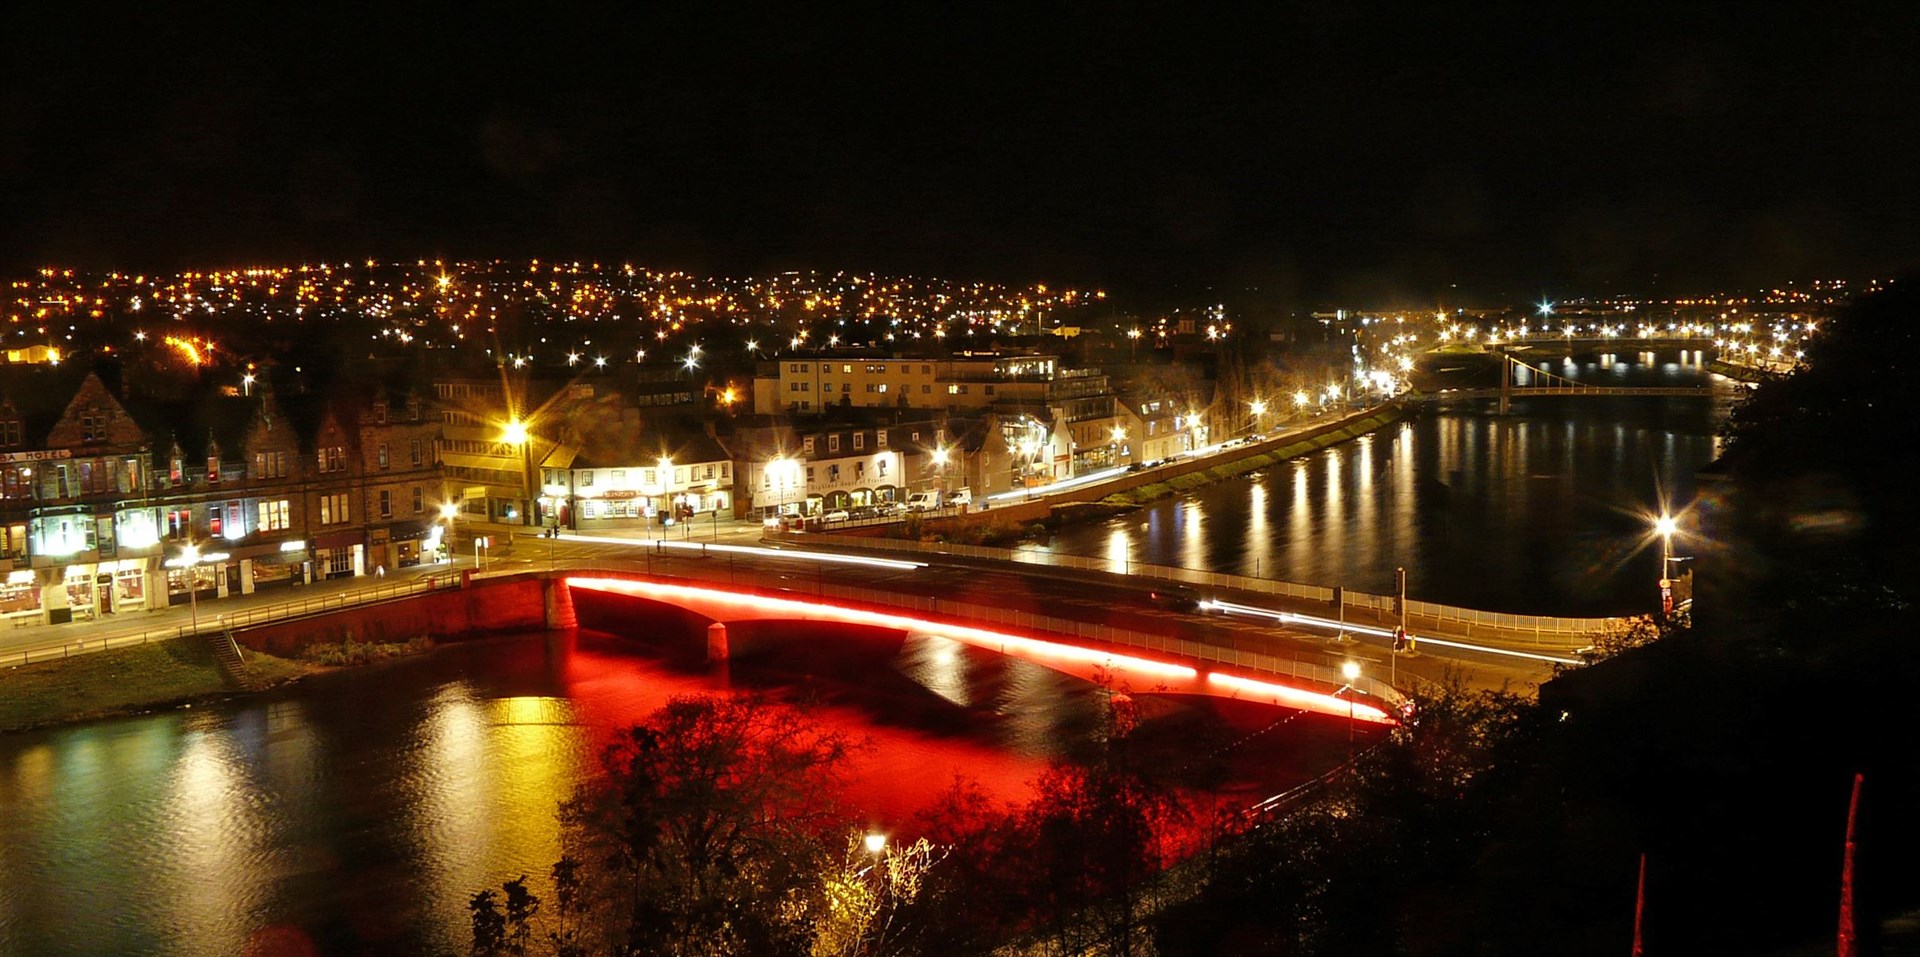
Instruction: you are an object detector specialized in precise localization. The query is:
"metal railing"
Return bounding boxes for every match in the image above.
[3,574,460,668]
[764,532,1622,648]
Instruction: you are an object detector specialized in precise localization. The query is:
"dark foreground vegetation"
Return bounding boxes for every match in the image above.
[470,281,1920,955]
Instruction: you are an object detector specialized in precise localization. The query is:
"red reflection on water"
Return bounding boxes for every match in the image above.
[557,643,1046,828]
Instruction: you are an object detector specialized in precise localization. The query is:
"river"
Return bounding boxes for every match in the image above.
[0,626,1332,955]
[1031,349,1741,616]
[0,349,1724,954]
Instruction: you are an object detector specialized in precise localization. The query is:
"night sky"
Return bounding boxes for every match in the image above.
[4,2,1916,304]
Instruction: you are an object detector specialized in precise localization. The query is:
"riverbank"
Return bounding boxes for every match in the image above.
[0,634,451,733]
[0,637,315,733]
[1097,405,1408,509]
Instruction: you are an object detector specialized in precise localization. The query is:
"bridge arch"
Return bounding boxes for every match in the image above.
[564,573,1396,724]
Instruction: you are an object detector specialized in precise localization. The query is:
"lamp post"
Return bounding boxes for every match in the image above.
[1109,425,1126,467]
[439,502,459,564]
[1654,513,1678,616]
[1249,399,1267,437]
[503,417,533,527]
[1340,659,1361,762]
[181,544,201,635]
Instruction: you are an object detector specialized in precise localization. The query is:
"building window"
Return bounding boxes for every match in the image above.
[878,458,888,477]
[921,384,931,393]
[373,402,388,425]
[167,509,191,540]
[829,464,841,482]
[855,461,865,480]
[412,487,424,513]
[644,468,657,485]
[379,490,393,519]
[410,439,424,466]
[579,471,594,487]
[828,435,840,453]
[803,437,815,454]
[675,468,687,483]
[319,446,346,472]
[207,504,222,537]
[0,419,19,446]
[320,493,349,525]
[721,462,730,478]
[377,443,390,469]
[258,500,290,532]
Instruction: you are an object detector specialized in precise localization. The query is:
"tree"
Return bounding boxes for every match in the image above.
[474,694,857,957]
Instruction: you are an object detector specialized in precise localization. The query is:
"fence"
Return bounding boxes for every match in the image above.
[3,574,459,668]
[765,532,1622,648]
[559,560,1409,712]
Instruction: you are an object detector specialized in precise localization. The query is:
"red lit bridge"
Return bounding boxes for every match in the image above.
[481,563,1403,725]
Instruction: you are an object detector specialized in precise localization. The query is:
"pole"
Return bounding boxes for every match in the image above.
[1839,773,1863,957]
[187,567,200,635]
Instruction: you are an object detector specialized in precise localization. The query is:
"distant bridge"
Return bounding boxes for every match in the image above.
[1434,354,1716,412]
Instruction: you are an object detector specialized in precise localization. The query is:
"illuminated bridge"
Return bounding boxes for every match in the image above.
[1435,353,1717,412]
[508,561,1404,726]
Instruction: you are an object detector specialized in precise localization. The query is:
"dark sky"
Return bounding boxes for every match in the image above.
[4,2,1916,305]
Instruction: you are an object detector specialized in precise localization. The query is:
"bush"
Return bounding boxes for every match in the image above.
[299,635,433,666]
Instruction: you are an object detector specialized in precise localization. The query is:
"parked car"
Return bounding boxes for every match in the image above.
[823,509,850,523]
[874,502,905,517]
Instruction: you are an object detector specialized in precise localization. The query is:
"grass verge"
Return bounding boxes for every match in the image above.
[0,638,315,733]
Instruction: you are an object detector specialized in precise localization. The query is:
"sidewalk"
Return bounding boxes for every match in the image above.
[0,555,471,663]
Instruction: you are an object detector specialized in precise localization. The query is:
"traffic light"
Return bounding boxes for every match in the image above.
[1392,626,1408,652]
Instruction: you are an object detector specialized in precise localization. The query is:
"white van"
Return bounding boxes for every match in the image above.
[948,488,972,505]
[905,490,940,511]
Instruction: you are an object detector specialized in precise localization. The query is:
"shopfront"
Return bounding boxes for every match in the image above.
[1,568,42,623]
[91,558,153,614]
[312,531,363,580]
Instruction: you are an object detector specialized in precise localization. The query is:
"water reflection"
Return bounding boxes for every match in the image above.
[0,626,1324,956]
[1047,354,1732,615]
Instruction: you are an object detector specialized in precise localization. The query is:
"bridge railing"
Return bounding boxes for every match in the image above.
[765,532,1620,648]
[560,561,1408,712]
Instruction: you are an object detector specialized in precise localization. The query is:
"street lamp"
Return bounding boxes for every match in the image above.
[1654,513,1678,614]
[864,832,887,856]
[1109,425,1126,466]
[1340,659,1361,760]
[1249,399,1267,435]
[503,418,533,527]
[438,502,459,563]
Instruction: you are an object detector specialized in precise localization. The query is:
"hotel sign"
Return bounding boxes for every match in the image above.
[0,449,72,464]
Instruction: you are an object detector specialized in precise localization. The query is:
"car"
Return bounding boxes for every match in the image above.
[1147,585,1202,612]
[823,509,850,523]
[1127,461,1148,472]
[874,502,905,517]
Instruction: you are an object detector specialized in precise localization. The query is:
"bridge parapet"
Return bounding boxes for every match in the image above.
[552,563,1408,719]
[765,534,1621,649]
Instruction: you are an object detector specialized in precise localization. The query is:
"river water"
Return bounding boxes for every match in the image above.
[0,350,1724,954]
[0,628,1331,955]
[1033,349,1741,617]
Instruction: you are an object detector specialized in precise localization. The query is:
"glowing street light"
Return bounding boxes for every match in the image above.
[1654,513,1679,613]
[864,833,887,855]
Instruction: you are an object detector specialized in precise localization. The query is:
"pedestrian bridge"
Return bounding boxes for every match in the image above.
[559,570,1399,725]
